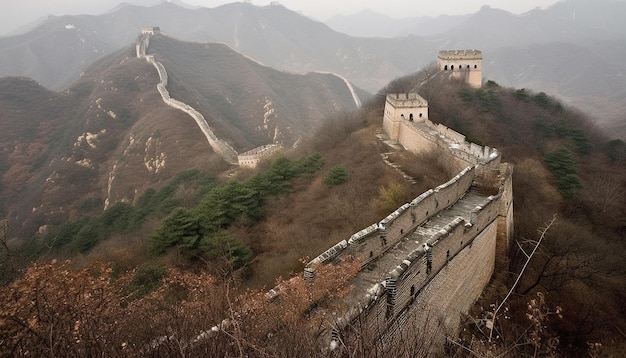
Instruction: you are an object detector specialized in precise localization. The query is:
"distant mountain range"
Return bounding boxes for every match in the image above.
[325,9,470,38]
[0,35,360,237]
[0,0,624,137]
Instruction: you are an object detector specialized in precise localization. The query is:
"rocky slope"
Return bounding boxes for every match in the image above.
[0,36,362,239]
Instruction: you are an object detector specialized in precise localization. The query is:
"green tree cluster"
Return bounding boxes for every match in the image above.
[535,118,592,154]
[543,148,583,199]
[149,153,325,268]
[123,263,166,299]
[459,82,502,113]
[20,170,215,259]
[323,165,349,187]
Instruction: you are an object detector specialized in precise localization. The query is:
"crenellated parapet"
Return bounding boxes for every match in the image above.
[302,49,512,353]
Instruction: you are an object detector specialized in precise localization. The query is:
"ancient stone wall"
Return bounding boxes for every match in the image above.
[308,52,512,350]
[383,92,500,174]
[237,144,281,168]
[136,33,239,164]
[305,166,476,275]
[397,120,437,157]
[327,193,501,353]
[381,220,498,354]
[495,163,514,271]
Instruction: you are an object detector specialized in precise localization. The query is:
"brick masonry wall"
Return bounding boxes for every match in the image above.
[327,186,501,348]
[308,166,476,271]
[388,220,497,354]
[339,220,498,354]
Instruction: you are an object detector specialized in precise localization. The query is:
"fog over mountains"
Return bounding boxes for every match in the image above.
[0,0,625,138]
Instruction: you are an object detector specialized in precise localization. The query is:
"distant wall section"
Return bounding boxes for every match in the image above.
[136,32,238,164]
[237,144,281,168]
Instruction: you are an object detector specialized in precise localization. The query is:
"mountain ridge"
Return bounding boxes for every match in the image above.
[1,0,624,136]
[0,34,362,238]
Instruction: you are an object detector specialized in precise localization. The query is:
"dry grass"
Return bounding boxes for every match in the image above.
[235,106,456,289]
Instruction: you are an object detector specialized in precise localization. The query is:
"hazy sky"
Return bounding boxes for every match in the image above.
[1,0,563,35]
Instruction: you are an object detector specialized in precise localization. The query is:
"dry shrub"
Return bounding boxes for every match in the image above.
[453,292,562,358]
[0,257,362,357]
[0,260,128,356]
[0,260,223,356]
[386,148,452,188]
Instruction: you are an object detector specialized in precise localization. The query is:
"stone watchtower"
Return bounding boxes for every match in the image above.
[383,93,429,141]
[437,50,482,88]
[141,27,161,35]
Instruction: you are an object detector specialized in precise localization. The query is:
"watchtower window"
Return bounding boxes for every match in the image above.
[474,64,478,69]
[444,65,448,70]
[451,65,455,70]
[467,65,470,69]
[409,113,413,121]
[419,113,423,118]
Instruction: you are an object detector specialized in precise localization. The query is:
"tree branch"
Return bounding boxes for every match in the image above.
[489,215,556,342]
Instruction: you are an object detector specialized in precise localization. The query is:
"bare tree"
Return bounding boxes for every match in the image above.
[488,216,556,342]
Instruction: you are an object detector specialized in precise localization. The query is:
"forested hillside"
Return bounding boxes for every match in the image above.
[1,69,625,356]
[413,72,626,356]
[0,34,363,244]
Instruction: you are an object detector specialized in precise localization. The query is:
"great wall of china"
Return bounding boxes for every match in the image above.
[136,27,362,168]
[295,49,514,353]
[136,30,512,353]
[136,28,239,164]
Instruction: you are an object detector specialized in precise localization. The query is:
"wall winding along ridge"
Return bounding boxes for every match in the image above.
[136,33,239,164]
[300,53,513,353]
[136,31,365,168]
[135,39,513,354]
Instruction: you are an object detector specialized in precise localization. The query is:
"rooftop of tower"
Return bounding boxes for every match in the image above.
[438,50,482,60]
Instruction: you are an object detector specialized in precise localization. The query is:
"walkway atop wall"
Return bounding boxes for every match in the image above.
[342,187,489,308]
[406,119,461,154]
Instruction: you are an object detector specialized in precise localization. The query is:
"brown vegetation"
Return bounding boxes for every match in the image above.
[0,258,362,357]
[235,109,450,289]
[2,55,625,356]
[421,76,626,355]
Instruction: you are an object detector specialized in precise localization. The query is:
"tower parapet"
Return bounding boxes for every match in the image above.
[383,93,429,141]
[438,49,482,88]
